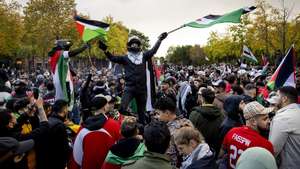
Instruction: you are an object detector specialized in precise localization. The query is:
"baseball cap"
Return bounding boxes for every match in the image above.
[0,137,34,157]
[91,94,111,110]
[243,101,274,120]
[13,79,27,86]
[212,80,226,88]
[94,94,112,102]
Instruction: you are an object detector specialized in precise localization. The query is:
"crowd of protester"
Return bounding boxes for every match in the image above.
[0,61,300,169]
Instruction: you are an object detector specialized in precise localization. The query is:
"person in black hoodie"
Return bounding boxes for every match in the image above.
[39,100,70,169]
[219,95,245,143]
[98,33,168,124]
[189,88,224,155]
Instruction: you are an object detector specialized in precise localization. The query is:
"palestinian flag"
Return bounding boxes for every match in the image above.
[146,59,157,112]
[74,15,109,42]
[267,45,297,90]
[49,50,74,109]
[185,6,256,28]
[242,45,258,63]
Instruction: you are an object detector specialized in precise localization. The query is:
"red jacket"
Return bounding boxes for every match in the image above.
[69,115,121,169]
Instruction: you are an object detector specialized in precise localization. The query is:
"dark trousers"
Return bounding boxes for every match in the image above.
[120,87,147,124]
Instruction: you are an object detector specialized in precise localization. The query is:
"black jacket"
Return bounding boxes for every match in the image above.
[186,151,218,169]
[37,114,70,169]
[104,40,162,91]
[189,105,224,155]
[219,96,244,144]
[79,74,93,121]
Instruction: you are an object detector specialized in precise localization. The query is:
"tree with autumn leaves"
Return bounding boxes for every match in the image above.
[0,0,149,63]
[0,0,299,66]
[167,0,300,65]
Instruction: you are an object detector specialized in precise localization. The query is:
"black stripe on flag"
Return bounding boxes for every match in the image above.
[74,15,110,28]
[274,47,295,88]
[244,50,251,56]
[242,6,256,14]
[203,14,222,20]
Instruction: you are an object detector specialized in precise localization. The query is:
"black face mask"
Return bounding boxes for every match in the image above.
[127,46,141,53]
[127,42,141,53]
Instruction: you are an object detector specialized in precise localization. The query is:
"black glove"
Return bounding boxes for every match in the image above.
[158,32,168,41]
[98,40,108,51]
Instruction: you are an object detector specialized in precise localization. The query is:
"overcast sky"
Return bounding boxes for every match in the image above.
[18,0,300,56]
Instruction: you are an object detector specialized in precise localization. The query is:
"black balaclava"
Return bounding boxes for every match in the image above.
[127,36,141,53]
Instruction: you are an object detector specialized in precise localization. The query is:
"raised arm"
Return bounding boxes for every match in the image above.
[144,32,168,60]
[98,41,126,64]
[68,43,90,57]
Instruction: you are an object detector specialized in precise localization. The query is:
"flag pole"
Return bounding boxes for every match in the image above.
[167,25,186,34]
[88,48,96,70]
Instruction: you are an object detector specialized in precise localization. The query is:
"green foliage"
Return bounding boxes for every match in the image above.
[106,18,129,56]
[23,0,78,59]
[166,45,208,65]
[0,0,23,57]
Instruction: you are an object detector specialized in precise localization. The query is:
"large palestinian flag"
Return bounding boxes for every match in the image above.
[49,50,74,109]
[267,45,297,90]
[185,6,256,28]
[74,15,110,42]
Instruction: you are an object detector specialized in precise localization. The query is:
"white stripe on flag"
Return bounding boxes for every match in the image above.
[76,21,109,31]
[146,62,153,112]
[195,18,215,25]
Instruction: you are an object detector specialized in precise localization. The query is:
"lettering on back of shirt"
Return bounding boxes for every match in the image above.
[232,133,251,146]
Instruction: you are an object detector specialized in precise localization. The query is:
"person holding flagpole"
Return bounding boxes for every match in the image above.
[98,32,167,124]
[48,39,89,109]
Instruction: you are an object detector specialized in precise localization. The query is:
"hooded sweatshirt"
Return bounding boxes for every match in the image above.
[70,114,121,169]
[219,96,244,142]
[189,104,224,154]
[102,138,145,169]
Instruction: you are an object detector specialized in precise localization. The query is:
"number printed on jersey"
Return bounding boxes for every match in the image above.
[229,145,244,168]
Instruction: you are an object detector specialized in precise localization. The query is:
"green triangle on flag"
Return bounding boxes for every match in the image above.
[185,6,256,28]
